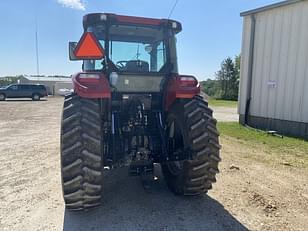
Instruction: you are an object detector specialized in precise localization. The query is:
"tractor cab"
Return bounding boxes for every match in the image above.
[70,13,182,93]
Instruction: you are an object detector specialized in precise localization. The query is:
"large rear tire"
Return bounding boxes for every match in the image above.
[61,94,103,210]
[162,96,221,196]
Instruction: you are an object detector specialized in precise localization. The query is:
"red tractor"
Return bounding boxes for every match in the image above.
[61,13,221,211]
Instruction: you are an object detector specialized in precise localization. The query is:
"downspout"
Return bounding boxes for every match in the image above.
[244,14,256,125]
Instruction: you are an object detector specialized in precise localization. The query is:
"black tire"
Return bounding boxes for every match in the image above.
[61,94,103,211]
[162,95,221,196]
[32,93,40,101]
[0,93,6,101]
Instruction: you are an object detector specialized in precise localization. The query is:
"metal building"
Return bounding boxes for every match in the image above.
[239,0,308,139]
[20,76,73,95]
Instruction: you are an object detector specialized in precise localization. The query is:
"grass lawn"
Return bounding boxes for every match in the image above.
[218,122,308,168]
[208,98,238,107]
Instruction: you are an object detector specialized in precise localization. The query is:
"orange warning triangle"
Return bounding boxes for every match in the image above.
[74,32,104,59]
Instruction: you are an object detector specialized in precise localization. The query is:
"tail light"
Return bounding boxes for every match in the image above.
[177,75,199,87]
[77,73,101,84]
[72,72,111,99]
[165,75,200,110]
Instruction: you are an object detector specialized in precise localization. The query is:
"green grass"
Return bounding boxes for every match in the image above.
[208,99,238,107]
[218,122,308,168]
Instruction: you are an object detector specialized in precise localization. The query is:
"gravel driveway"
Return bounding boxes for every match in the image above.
[212,106,239,122]
[1,97,307,231]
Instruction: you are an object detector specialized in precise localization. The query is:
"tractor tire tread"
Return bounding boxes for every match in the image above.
[61,93,103,211]
[162,95,221,196]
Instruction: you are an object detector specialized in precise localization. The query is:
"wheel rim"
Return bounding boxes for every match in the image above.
[166,120,184,175]
[0,94,4,100]
[34,95,39,100]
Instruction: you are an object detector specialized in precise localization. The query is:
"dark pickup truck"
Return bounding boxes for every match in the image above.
[0,84,48,101]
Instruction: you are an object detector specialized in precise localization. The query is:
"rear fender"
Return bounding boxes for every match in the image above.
[164,75,200,111]
[72,72,111,99]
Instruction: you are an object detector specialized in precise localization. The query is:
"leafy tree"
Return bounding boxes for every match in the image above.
[215,57,234,99]
[0,76,20,86]
[200,78,220,97]
[212,55,241,100]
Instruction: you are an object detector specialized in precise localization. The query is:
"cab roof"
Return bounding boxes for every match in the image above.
[83,13,182,34]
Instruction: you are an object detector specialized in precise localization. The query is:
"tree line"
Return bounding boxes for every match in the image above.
[201,55,240,101]
[0,76,20,87]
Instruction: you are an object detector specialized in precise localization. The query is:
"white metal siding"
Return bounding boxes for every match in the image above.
[238,16,252,114]
[239,0,308,123]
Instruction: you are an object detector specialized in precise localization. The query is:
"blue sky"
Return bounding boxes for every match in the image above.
[0,0,280,80]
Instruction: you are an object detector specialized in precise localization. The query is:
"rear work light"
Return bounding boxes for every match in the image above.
[172,22,178,29]
[100,14,107,21]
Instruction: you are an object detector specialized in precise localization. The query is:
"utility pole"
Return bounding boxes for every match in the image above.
[35,17,40,77]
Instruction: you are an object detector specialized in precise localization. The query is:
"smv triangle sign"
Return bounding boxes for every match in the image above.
[74,32,105,59]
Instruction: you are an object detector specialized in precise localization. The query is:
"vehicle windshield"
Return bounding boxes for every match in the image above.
[84,24,168,73]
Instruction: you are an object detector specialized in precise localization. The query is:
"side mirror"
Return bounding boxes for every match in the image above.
[69,42,78,61]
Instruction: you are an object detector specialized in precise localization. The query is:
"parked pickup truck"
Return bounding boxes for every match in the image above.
[0,84,48,101]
